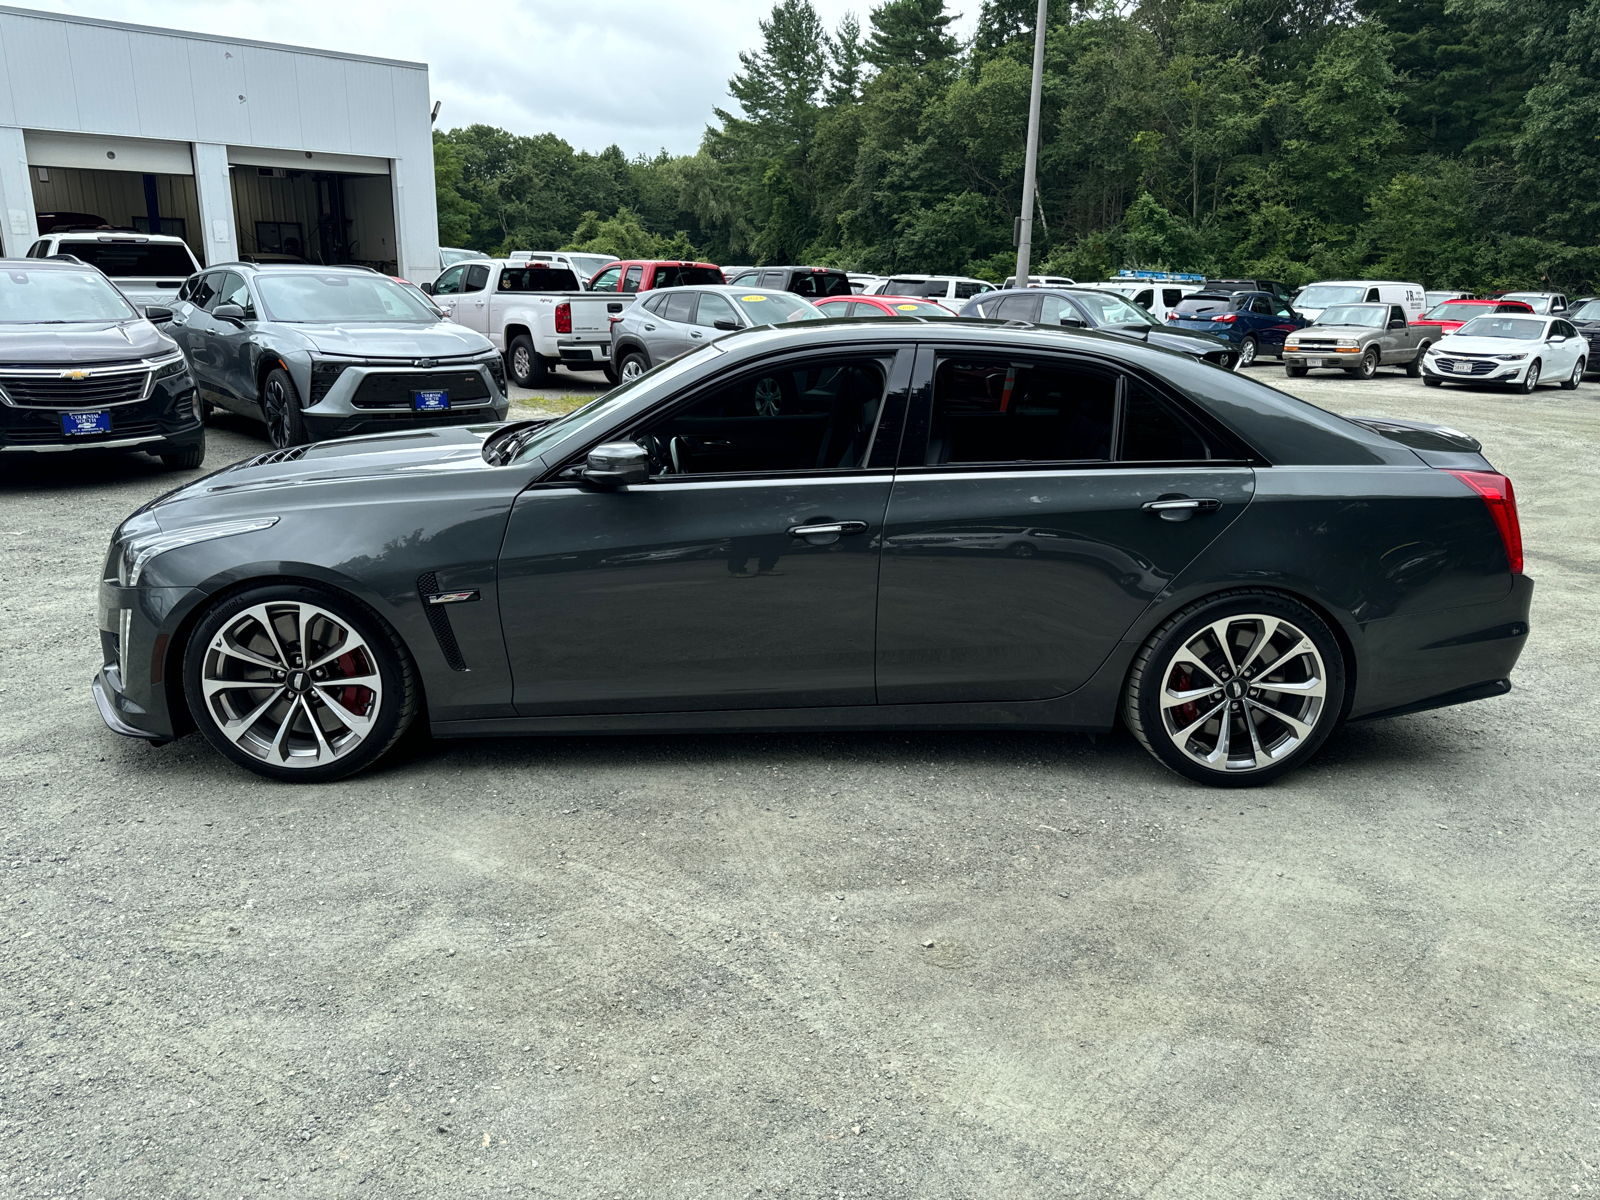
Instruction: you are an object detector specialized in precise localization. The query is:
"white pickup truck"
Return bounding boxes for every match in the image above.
[422,260,633,386]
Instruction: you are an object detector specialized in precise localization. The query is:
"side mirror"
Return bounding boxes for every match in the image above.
[1389,319,1406,329]
[212,303,247,322]
[142,305,173,323]
[1058,316,1086,328]
[582,441,650,487]
[713,318,740,331]
[420,281,436,295]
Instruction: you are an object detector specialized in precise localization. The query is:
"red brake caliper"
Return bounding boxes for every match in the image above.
[335,651,373,716]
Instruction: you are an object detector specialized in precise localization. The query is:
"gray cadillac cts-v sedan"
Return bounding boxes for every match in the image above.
[92,318,1532,787]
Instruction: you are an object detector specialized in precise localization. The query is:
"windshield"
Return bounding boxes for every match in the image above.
[567,255,614,281]
[1073,291,1161,325]
[60,240,197,278]
[1315,304,1388,327]
[1502,293,1553,313]
[733,291,821,324]
[1455,316,1546,340]
[256,272,441,322]
[510,349,715,464]
[1424,301,1494,320]
[0,267,138,323]
[1571,299,1600,321]
[1296,285,1367,309]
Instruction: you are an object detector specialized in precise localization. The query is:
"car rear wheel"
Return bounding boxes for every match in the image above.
[507,335,547,388]
[1561,357,1585,390]
[1122,590,1346,787]
[261,367,307,448]
[1352,348,1379,379]
[1235,336,1258,368]
[1406,343,1429,377]
[619,351,649,383]
[1516,360,1541,393]
[183,583,418,783]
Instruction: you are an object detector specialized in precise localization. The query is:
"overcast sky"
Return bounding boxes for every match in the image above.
[27,1,979,158]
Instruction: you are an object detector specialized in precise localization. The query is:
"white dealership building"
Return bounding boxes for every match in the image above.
[0,5,439,279]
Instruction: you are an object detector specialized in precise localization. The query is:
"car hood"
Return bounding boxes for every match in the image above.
[0,317,174,363]
[1297,324,1385,338]
[1116,325,1232,354]
[298,321,494,358]
[1434,336,1539,354]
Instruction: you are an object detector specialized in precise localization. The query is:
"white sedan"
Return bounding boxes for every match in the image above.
[1421,314,1586,392]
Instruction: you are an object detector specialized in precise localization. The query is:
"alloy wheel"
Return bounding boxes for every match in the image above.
[754,376,783,415]
[620,356,646,382]
[262,378,289,449]
[512,345,532,382]
[1158,614,1327,774]
[1236,337,1257,369]
[198,601,383,769]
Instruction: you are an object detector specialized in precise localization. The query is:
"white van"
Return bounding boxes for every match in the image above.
[1295,280,1425,323]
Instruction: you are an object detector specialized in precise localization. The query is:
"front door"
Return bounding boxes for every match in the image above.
[876,350,1255,704]
[431,264,467,321]
[497,348,910,715]
[452,263,493,336]
[209,272,259,405]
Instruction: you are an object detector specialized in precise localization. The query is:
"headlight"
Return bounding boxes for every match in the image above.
[1336,339,1359,348]
[309,357,359,403]
[152,353,190,381]
[1495,353,1528,361]
[479,351,507,393]
[117,517,278,587]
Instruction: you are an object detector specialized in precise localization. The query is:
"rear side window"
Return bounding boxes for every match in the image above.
[662,292,696,323]
[993,294,1040,322]
[790,271,852,298]
[1122,383,1210,460]
[640,292,669,315]
[498,267,580,292]
[463,265,491,292]
[188,274,219,310]
[927,358,1115,465]
[954,280,989,300]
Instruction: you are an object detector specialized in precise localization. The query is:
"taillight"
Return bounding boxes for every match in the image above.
[1211,312,1238,323]
[1165,311,1178,321]
[1447,470,1523,574]
[555,302,572,334]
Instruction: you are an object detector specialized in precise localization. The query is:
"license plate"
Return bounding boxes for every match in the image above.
[61,411,110,435]
[413,390,448,411]
[1307,358,1326,367]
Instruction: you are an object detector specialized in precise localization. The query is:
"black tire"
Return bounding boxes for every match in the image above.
[1561,357,1584,390]
[1424,376,1443,387]
[1235,336,1258,369]
[1516,360,1541,394]
[1406,343,1429,377]
[159,441,206,471]
[202,400,216,422]
[1284,363,1308,378]
[1353,347,1379,379]
[618,350,649,384]
[1122,589,1346,788]
[183,582,419,783]
[507,335,548,388]
[261,367,308,449]
[601,363,619,386]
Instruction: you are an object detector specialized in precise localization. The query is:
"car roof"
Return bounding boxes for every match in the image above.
[51,230,192,244]
[218,262,380,275]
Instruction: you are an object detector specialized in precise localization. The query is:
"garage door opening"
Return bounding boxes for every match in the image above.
[231,168,397,275]
[29,164,204,263]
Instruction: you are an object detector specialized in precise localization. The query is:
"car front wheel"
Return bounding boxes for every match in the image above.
[1122,590,1346,787]
[261,367,308,448]
[182,583,419,783]
[1517,360,1541,393]
[1352,348,1379,379]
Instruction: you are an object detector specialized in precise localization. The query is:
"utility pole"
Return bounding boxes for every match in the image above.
[1014,0,1048,287]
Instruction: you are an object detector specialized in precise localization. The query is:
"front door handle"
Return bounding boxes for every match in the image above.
[789,520,868,543]
[1142,496,1221,522]
[689,331,704,339]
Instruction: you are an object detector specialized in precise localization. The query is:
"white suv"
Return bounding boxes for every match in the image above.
[866,274,997,302]
[24,231,201,312]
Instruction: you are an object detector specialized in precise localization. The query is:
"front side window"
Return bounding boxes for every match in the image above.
[214,272,253,314]
[694,292,741,327]
[433,265,466,296]
[633,359,888,475]
[1038,296,1081,325]
[255,273,439,323]
[622,266,643,293]
[1073,290,1160,326]
[926,358,1115,465]
[589,267,622,292]
[0,267,137,323]
[954,280,993,300]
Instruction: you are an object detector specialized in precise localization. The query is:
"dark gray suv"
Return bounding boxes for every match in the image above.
[166,264,508,448]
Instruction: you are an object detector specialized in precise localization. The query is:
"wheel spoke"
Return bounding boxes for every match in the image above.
[306,632,371,672]
[241,603,293,667]
[212,639,281,671]
[202,675,275,700]
[1249,698,1314,741]
[1244,704,1273,767]
[302,696,338,760]
[1162,683,1220,709]
[1169,704,1218,744]
[1235,618,1283,676]
[1203,705,1235,766]
[1203,619,1240,672]
[311,683,376,733]
[268,697,302,762]
[219,686,286,744]
[1254,675,1326,700]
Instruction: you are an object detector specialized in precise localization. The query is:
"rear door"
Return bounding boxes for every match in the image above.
[497,347,912,714]
[653,290,697,359]
[876,348,1254,703]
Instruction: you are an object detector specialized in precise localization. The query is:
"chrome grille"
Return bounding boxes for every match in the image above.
[0,366,149,409]
[1433,358,1496,376]
[1294,340,1340,350]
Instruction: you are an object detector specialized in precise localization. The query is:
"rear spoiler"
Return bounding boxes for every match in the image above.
[1348,416,1490,468]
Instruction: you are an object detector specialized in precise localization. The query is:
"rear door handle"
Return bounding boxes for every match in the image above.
[789,520,868,540]
[689,331,704,339]
[1142,497,1221,520]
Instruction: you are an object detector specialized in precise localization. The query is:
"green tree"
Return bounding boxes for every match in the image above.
[865,0,960,70]
[827,12,868,105]
[432,134,477,247]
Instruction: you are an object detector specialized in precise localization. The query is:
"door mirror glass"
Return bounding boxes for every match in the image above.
[212,303,246,322]
[583,441,651,487]
[419,280,436,295]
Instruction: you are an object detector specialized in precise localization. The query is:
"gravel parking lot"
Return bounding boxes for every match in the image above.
[4,361,1597,1199]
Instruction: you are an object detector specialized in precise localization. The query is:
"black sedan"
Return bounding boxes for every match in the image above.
[958,286,1240,369]
[1566,296,1600,374]
[1,257,204,466]
[92,320,1531,787]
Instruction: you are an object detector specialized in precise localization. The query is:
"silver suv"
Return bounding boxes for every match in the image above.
[610,285,824,380]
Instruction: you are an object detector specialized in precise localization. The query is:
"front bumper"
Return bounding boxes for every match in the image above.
[1283,349,1365,369]
[299,358,510,440]
[93,578,196,742]
[0,372,203,454]
[1420,358,1528,383]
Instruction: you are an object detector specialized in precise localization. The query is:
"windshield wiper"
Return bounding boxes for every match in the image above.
[482,419,553,466]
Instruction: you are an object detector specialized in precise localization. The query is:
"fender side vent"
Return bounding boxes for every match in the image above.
[417,571,468,672]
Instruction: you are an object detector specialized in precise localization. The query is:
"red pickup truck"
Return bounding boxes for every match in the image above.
[587,260,725,293]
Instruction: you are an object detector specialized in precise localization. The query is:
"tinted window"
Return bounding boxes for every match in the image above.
[214,272,252,312]
[1162,288,1185,308]
[694,292,740,327]
[1250,296,1273,315]
[433,265,466,296]
[1390,305,1407,326]
[928,358,1115,465]
[1122,383,1209,460]
[954,280,989,300]
[1175,295,1229,314]
[58,240,196,277]
[640,292,669,315]
[637,360,888,474]
[1135,289,1155,309]
[590,267,622,292]
[662,292,696,323]
[760,271,786,287]
[463,265,491,293]
[498,267,580,292]
[887,278,925,296]
[622,267,643,293]
[654,265,722,288]
[188,274,219,310]
[993,294,1040,322]
[790,271,851,298]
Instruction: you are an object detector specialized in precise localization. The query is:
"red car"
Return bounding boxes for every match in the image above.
[587,260,724,293]
[1412,297,1534,335]
[813,294,957,319]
